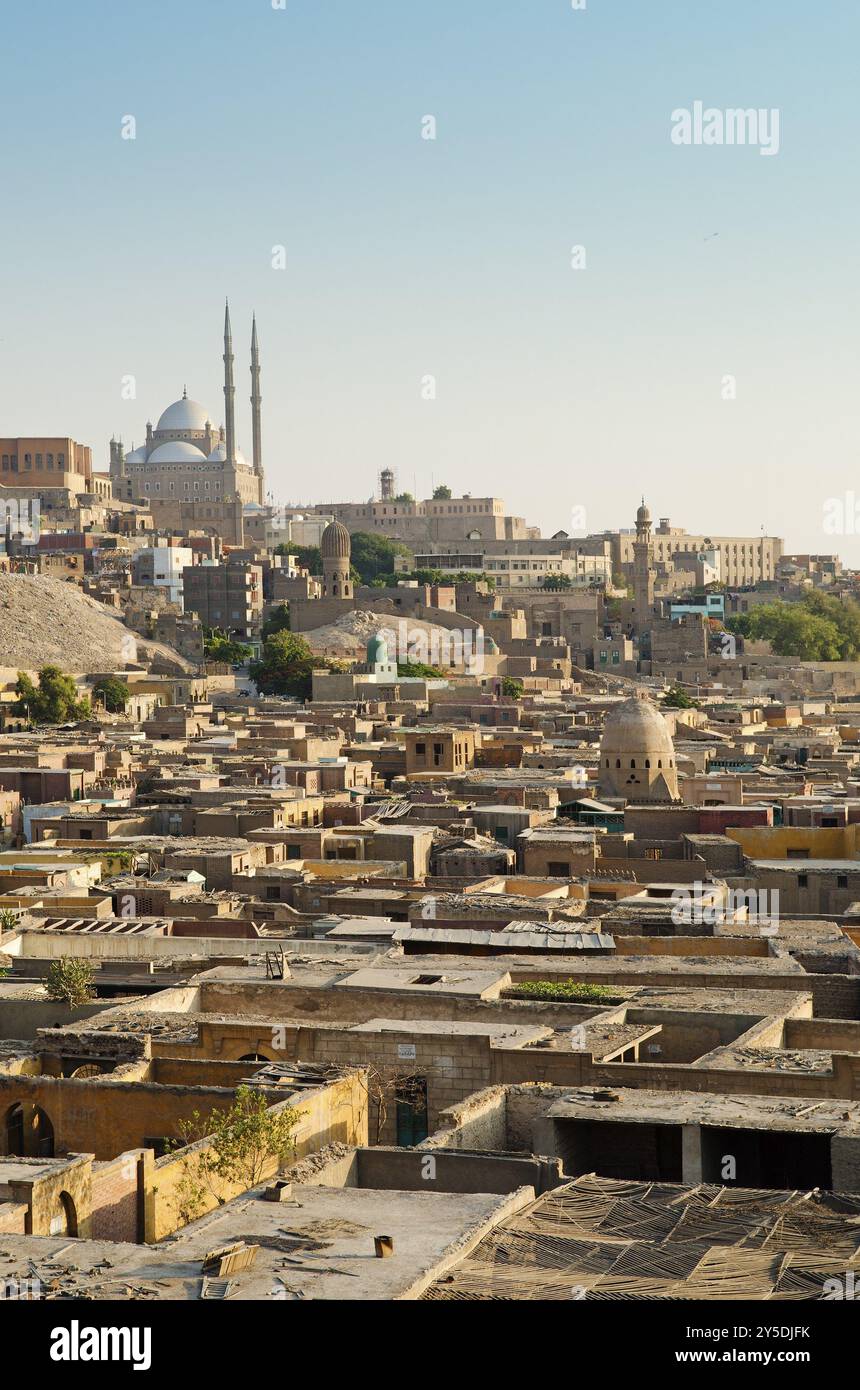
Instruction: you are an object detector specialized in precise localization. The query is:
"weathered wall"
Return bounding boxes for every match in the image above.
[418,1086,509,1153]
[147,1071,368,1241]
[355,1146,563,1196]
[0,1073,261,1159]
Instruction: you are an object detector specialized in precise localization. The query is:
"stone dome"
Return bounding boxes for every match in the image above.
[598,693,679,803]
[636,500,651,528]
[148,440,208,464]
[321,519,351,560]
[156,397,212,433]
[601,695,675,758]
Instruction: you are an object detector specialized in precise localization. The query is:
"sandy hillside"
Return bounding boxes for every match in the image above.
[0,573,187,674]
[301,609,471,663]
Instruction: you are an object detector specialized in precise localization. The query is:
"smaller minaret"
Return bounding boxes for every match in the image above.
[250,314,262,481]
[223,300,236,466]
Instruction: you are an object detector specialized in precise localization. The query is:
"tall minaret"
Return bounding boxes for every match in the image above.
[632,497,655,633]
[223,299,236,466]
[250,314,263,483]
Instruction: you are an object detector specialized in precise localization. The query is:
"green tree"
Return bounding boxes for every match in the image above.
[15,667,91,724]
[662,685,700,709]
[274,542,323,575]
[394,491,414,504]
[349,532,410,585]
[203,630,252,665]
[260,605,291,640]
[541,574,573,591]
[250,631,315,698]
[92,676,131,712]
[500,677,524,699]
[397,661,444,678]
[45,959,96,1009]
[726,593,858,661]
[432,484,452,499]
[171,1086,301,1222]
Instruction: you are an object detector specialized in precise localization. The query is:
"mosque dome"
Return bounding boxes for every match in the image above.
[156,397,212,433]
[148,440,208,464]
[206,442,248,467]
[636,500,651,528]
[320,519,351,560]
[125,446,148,464]
[598,692,679,803]
[600,695,675,761]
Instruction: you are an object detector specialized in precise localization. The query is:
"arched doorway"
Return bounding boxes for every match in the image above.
[3,1103,53,1156]
[4,1103,24,1155]
[32,1106,54,1157]
[51,1191,78,1237]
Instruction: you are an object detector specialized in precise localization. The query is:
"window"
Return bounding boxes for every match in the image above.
[798,873,808,888]
[838,875,848,889]
[547,861,569,877]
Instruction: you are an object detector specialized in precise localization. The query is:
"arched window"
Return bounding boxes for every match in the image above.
[630,759,636,768]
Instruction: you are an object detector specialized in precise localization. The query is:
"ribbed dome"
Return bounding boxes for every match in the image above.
[156,397,212,433]
[321,519,351,560]
[600,695,675,758]
[148,440,207,464]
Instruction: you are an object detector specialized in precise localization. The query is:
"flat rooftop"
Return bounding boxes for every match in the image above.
[0,1183,521,1301]
[547,1086,860,1134]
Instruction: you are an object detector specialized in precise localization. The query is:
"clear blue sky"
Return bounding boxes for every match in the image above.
[1,0,858,555]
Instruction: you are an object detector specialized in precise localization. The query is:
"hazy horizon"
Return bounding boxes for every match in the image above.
[2,0,858,555]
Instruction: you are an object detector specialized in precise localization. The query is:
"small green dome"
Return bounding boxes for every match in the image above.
[367,633,388,665]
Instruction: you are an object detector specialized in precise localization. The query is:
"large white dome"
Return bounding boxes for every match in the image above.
[148,440,208,464]
[156,397,212,432]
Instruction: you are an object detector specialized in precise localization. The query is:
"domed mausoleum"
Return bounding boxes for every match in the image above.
[321,519,352,599]
[598,692,679,802]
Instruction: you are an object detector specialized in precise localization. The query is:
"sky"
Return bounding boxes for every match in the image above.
[1,0,858,557]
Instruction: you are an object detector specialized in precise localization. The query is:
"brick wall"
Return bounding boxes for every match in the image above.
[90,1151,141,1242]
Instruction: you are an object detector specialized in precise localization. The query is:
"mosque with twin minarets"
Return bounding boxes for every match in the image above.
[108,302,265,508]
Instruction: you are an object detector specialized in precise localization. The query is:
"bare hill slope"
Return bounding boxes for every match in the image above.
[0,573,186,674]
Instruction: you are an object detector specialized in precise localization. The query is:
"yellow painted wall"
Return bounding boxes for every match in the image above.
[726,824,860,859]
